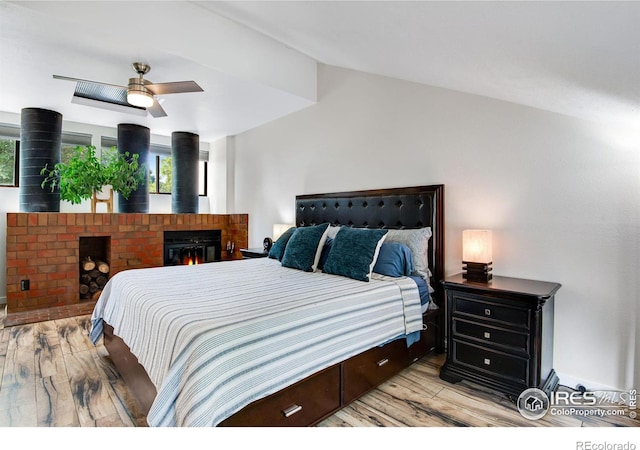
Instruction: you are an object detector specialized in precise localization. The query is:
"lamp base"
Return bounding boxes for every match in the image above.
[462,261,493,283]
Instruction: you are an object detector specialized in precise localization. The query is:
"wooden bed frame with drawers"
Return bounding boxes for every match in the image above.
[102,184,445,426]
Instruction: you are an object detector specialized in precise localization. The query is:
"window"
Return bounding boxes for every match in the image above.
[198,160,208,196]
[153,153,173,194]
[149,154,208,196]
[103,136,208,196]
[0,137,19,187]
[0,123,91,188]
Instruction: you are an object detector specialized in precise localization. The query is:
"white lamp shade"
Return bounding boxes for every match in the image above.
[273,223,294,241]
[462,230,493,263]
[127,91,154,108]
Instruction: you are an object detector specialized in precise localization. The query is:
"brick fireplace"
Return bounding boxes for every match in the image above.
[5,213,248,314]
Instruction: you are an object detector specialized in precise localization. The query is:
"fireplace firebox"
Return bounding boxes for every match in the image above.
[164,230,222,266]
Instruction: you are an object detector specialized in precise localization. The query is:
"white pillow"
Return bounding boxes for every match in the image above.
[326,225,341,239]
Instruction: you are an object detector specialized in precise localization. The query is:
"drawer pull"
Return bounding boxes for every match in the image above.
[483,331,491,339]
[377,358,389,367]
[484,308,491,316]
[484,358,491,365]
[282,404,303,418]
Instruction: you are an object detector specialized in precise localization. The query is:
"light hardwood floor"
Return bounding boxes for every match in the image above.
[0,313,637,427]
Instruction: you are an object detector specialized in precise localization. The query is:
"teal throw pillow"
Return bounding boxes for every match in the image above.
[268,226,296,261]
[323,227,389,281]
[281,223,330,272]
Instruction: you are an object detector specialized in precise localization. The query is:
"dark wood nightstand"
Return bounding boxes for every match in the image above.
[439,273,561,398]
[240,248,269,259]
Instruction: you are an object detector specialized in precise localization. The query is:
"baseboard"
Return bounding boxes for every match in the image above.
[556,370,621,393]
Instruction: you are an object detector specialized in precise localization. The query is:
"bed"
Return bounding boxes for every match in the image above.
[90,184,445,426]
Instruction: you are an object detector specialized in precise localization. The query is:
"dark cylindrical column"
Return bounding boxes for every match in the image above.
[19,108,62,212]
[117,123,150,213]
[171,131,199,214]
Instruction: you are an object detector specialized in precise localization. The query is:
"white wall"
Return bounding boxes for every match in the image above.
[0,111,214,304]
[231,64,640,392]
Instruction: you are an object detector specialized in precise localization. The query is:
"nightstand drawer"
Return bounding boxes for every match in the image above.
[453,318,529,353]
[453,340,528,383]
[453,295,530,328]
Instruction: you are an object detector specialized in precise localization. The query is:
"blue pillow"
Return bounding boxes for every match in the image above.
[409,275,431,306]
[281,223,330,272]
[373,243,414,277]
[323,227,388,282]
[268,226,296,261]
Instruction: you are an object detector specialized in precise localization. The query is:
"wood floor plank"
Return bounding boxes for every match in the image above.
[0,326,36,408]
[36,373,80,427]
[0,328,9,384]
[357,387,493,426]
[333,399,406,427]
[435,386,577,427]
[389,368,444,399]
[56,318,93,354]
[7,324,34,349]
[0,403,38,427]
[34,321,66,378]
[0,327,9,353]
[63,350,118,426]
[92,346,145,426]
[316,414,351,427]
[94,413,130,427]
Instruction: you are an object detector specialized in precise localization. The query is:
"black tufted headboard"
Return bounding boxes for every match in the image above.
[296,184,445,307]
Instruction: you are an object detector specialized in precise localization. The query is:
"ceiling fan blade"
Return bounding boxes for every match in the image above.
[146,81,203,95]
[147,98,168,118]
[71,95,147,116]
[74,80,130,106]
[53,74,127,90]
[70,79,148,117]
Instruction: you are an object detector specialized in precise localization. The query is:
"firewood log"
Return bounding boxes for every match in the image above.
[96,260,110,274]
[81,257,96,271]
[96,275,108,288]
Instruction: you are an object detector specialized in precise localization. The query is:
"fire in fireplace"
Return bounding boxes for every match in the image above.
[164,230,221,266]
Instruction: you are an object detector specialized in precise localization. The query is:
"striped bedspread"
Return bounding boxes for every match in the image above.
[90,258,423,426]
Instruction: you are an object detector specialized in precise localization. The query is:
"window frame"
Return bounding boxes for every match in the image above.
[101,137,209,197]
[0,125,92,188]
[148,153,208,197]
[0,138,20,188]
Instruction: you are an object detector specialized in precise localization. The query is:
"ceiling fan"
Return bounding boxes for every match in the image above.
[53,62,203,118]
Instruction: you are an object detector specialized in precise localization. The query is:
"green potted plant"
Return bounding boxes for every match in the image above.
[41,145,145,211]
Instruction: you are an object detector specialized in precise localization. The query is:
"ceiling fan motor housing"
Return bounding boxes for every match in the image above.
[128,77,153,94]
[127,77,154,107]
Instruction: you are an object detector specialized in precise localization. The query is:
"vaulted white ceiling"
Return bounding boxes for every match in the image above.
[1,1,638,143]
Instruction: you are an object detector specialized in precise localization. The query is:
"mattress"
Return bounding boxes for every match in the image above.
[90,257,423,426]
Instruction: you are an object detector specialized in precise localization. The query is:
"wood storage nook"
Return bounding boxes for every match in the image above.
[80,257,110,300]
[79,237,111,301]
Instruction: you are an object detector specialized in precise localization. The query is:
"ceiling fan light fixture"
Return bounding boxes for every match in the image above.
[127,77,154,108]
[127,89,154,108]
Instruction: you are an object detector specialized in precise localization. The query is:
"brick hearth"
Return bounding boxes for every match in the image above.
[5,213,248,316]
